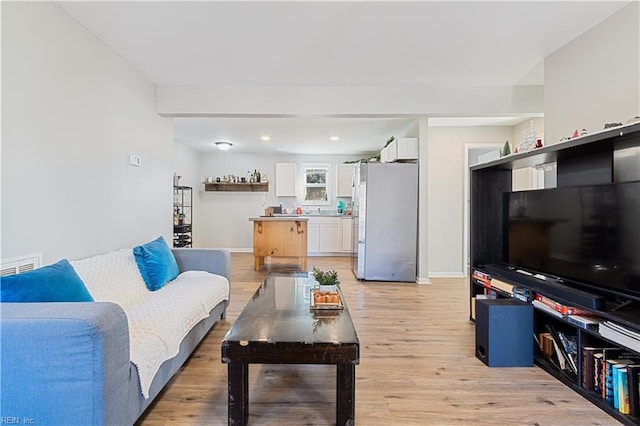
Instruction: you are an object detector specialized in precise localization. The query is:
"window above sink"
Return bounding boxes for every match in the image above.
[302,163,331,206]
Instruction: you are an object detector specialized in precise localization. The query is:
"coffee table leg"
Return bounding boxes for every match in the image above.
[228,363,248,425]
[336,364,355,426]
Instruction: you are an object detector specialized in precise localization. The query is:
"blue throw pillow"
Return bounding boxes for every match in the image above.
[133,236,179,291]
[0,259,94,302]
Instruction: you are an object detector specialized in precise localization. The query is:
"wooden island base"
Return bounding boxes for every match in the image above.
[249,217,309,272]
[254,255,307,272]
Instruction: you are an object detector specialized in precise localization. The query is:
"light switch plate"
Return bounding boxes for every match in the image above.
[129,155,141,167]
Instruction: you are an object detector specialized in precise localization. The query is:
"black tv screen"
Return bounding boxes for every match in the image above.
[505,181,640,301]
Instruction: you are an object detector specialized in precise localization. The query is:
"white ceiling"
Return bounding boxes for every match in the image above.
[56,1,630,154]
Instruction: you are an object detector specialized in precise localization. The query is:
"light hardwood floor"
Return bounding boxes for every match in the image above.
[136,253,620,425]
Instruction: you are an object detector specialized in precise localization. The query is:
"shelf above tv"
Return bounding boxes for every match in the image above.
[471,121,640,172]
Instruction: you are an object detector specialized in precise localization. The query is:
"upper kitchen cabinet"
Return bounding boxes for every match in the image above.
[336,164,354,198]
[276,163,297,197]
[382,138,419,162]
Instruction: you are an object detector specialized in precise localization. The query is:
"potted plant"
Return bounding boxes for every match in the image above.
[310,267,341,308]
[311,267,340,294]
[312,267,339,288]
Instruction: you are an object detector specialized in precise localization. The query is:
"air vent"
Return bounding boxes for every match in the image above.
[1,253,43,277]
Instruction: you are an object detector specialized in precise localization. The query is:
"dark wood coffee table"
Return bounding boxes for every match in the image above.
[221,274,360,425]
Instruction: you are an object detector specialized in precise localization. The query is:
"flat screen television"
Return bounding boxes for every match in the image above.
[504,180,640,302]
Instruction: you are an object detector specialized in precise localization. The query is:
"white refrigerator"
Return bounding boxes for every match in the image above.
[351,162,418,282]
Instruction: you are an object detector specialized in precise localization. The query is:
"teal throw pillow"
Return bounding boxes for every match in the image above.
[0,259,94,302]
[133,236,179,291]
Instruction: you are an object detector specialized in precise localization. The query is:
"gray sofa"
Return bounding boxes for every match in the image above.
[0,248,230,425]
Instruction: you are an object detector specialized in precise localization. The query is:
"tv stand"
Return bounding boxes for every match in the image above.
[469,122,640,425]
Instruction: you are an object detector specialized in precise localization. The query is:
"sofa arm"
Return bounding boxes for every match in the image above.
[0,302,130,426]
[171,248,231,282]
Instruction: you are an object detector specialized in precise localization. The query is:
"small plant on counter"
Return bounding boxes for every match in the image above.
[311,267,339,287]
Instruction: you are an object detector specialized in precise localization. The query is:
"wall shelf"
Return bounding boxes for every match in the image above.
[204,182,268,192]
[173,186,192,247]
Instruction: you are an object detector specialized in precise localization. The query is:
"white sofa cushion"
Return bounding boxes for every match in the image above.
[71,249,149,309]
[72,251,230,399]
[127,271,229,397]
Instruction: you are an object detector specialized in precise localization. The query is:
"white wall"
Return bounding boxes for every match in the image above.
[1,2,173,264]
[426,126,513,276]
[196,153,363,249]
[544,1,639,145]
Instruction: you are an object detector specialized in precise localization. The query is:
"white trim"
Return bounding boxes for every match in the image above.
[428,272,465,278]
[416,277,431,284]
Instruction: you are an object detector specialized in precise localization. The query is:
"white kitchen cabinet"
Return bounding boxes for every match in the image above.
[307,221,320,253]
[319,220,341,252]
[341,217,353,252]
[336,164,354,198]
[275,163,297,197]
[380,145,391,163]
[382,138,419,163]
[307,217,343,254]
[388,138,418,162]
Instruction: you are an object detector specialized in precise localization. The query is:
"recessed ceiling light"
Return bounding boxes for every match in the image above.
[261,135,271,141]
[330,136,340,141]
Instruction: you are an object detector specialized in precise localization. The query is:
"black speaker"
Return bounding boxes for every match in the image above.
[475,298,533,367]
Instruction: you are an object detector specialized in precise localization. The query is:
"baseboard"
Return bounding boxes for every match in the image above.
[428,272,465,278]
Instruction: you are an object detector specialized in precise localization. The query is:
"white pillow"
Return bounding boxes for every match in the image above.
[71,248,150,308]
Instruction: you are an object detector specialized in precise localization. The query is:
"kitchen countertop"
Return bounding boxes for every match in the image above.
[250,214,353,221]
[249,216,310,221]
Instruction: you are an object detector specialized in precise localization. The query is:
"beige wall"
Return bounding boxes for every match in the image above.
[426,126,513,276]
[2,3,174,263]
[544,2,639,145]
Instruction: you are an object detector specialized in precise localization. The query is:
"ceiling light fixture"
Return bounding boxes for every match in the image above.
[330,136,340,141]
[261,135,271,141]
[215,141,233,151]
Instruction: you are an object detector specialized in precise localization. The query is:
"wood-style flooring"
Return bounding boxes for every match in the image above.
[136,253,620,425]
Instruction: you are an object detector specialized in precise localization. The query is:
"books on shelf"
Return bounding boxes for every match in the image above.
[627,365,640,417]
[582,346,601,392]
[472,269,491,287]
[617,367,630,414]
[532,299,563,318]
[539,332,555,358]
[534,293,593,316]
[512,287,532,303]
[545,324,577,376]
[607,359,635,407]
[490,278,514,295]
[591,348,640,400]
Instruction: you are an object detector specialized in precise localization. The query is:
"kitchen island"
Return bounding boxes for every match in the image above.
[249,217,309,271]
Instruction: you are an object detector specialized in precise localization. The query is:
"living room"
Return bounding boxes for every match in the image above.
[3,1,637,272]
[2,1,639,425]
